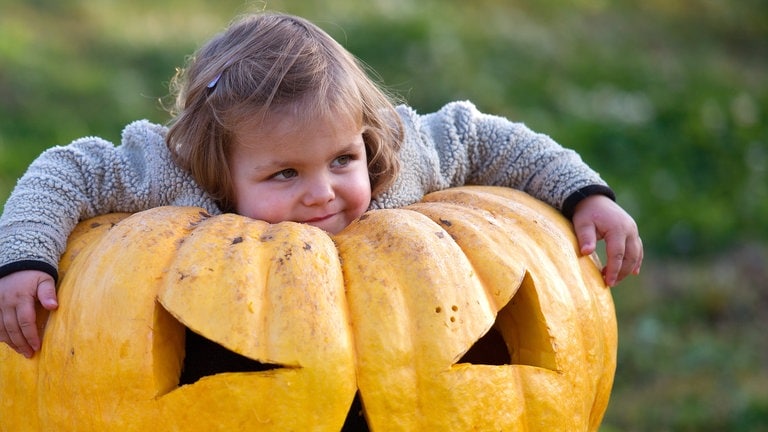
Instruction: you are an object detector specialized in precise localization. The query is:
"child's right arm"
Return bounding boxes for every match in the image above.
[0,120,219,357]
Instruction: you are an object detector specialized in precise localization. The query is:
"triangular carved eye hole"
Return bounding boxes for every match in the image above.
[179,329,283,386]
[457,272,559,371]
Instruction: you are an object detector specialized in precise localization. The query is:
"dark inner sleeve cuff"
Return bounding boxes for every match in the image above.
[0,260,59,284]
[561,185,616,220]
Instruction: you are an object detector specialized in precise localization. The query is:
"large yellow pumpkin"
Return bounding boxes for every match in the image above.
[0,186,616,431]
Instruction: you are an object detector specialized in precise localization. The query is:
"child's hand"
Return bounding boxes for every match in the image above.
[0,270,58,358]
[571,195,643,287]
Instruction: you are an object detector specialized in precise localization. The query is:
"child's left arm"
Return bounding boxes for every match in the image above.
[571,194,643,286]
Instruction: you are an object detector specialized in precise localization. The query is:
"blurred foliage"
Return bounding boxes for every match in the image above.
[1,0,766,430]
[1,0,766,259]
[607,244,768,431]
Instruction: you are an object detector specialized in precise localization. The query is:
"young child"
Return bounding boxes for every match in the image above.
[0,11,642,359]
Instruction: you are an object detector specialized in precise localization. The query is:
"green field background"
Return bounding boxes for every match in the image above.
[1,0,766,430]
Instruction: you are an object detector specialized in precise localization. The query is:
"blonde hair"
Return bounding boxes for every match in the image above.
[167,12,403,212]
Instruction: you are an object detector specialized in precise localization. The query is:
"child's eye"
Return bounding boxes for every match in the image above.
[271,169,298,180]
[333,155,352,167]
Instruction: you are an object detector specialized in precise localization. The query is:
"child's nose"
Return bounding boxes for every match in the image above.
[302,175,335,206]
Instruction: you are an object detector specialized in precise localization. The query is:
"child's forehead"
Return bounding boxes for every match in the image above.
[236,105,363,142]
[244,103,362,135]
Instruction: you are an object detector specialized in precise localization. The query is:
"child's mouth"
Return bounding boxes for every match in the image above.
[303,213,335,223]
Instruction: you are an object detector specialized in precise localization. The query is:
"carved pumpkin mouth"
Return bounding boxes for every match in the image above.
[167,264,558,432]
[170,270,558,383]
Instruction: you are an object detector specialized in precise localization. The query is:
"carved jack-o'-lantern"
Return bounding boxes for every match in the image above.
[0,187,616,431]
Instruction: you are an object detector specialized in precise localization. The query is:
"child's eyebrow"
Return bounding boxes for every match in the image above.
[247,134,365,171]
[335,140,365,154]
[249,158,290,172]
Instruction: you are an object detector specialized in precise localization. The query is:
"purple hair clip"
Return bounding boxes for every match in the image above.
[207,61,232,89]
[207,72,223,89]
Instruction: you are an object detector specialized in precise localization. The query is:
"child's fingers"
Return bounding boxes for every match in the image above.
[16,300,40,357]
[606,234,644,285]
[37,277,58,310]
[1,305,35,358]
[573,219,598,255]
[17,301,41,354]
[625,235,644,277]
[602,232,628,287]
[0,309,10,349]
[0,271,55,357]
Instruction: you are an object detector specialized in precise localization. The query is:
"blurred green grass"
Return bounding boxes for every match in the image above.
[1,0,766,430]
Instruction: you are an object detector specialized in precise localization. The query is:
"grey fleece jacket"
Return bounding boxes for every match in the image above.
[0,101,613,280]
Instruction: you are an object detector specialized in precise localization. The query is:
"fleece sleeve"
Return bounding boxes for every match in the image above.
[0,120,219,280]
[371,101,613,211]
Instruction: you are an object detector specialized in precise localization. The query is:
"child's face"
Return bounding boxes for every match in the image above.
[229,111,371,234]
